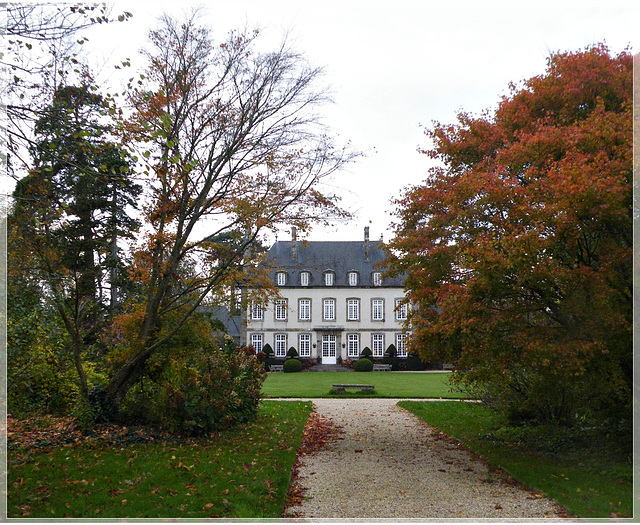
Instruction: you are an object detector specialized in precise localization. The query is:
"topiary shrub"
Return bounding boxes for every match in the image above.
[359,347,373,360]
[286,346,299,359]
[283,358,302,373]
[383,344,399,370]
[354,357,373,372]
[262,343,274,358]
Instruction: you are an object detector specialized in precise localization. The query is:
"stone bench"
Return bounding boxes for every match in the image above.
[373,364,392,371]
[332,384,374,393]
[269,364,284,372]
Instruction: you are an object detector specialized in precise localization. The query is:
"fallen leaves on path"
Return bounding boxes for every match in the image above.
[283,408,344,517]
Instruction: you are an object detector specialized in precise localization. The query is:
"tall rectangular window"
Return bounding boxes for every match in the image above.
[251,303,263,320]
[348,272,358,286]
[250,333,263,353]
[395,299,408,321]
[275,299,288,321]
[276,272,286,286]
[372,334,385,357]
[373,272,382,286]
[396,333,407,357]
[347,333,360,357]
[324,272,334,286]
[299,333,311,357]
[300,272,309,286]
[347,299,360,321]
[323,299,335,321]
[372,299,384,321]
[299,299,311,321]
[275,334,287,357]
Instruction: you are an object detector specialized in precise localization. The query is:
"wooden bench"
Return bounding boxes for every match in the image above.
[332,384,374,393]
[269,364,284,372]
[373,364,392,372]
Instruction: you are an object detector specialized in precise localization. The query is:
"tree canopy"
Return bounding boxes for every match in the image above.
[8,12,356,425]
[388,44,632,429]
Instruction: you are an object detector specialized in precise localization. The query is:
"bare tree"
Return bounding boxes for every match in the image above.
[100,13,357,410]
[2,3,132,172]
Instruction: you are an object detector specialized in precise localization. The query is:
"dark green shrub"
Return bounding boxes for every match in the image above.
[149,346,266,436]
[283,358,302,373]
[383,345,399,370]
[354,358,373,372]
[359,347,373,359]
[262,343,274,357]
[286,346,299,358]
[406,353,428,370]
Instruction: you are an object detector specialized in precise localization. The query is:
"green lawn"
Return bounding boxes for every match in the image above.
[399,401,633,519]
[262,371,467,398]
[8,401,312,519]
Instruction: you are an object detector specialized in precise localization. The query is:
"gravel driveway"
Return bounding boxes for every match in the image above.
[286,398,565,520]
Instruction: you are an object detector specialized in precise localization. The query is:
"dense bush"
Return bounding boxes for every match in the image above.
[120,344,266,436]
[286,346,299,358]
[354,358,373,372]
[406,353,429,371]
[161,347,266,435]
[283,358,302,373]
[7,282,107,417]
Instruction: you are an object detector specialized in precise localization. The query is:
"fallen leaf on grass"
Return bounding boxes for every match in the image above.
[203,503,214,510]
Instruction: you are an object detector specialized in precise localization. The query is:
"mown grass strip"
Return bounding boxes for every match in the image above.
[399,400,632,519]
[8,401,312,519]
[263,371,466,398]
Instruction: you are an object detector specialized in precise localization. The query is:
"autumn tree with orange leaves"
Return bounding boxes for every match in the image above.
[97,13,355,414]
[388,44,632,432]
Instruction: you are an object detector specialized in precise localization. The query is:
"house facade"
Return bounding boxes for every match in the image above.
[243,227,409,364]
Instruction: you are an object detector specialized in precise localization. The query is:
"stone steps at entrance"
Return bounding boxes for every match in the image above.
[308,363,351,372]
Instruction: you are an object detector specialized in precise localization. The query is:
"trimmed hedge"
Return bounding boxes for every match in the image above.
[354,358,373,372]
[283,358,302,373]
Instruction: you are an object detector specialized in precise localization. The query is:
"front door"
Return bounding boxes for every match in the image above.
[321,334,337,364]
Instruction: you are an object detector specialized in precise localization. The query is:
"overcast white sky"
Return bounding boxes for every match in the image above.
[87,0,638,243]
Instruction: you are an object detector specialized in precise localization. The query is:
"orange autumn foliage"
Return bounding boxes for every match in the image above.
[388,44,632,426]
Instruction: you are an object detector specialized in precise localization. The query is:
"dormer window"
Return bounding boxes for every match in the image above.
[372,272,382,287]
[276,272,287,286]
[348,271,358,286]
[300,271,310,287]
[324,271,334,286]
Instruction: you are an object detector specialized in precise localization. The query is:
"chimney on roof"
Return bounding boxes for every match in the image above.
[291,226,298,261]
[364,226,370,262]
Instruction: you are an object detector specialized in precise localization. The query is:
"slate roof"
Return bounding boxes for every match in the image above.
[265,240,404,287]
[199,305,242,342]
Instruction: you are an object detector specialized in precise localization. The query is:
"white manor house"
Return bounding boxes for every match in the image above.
[243,227,409,365]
